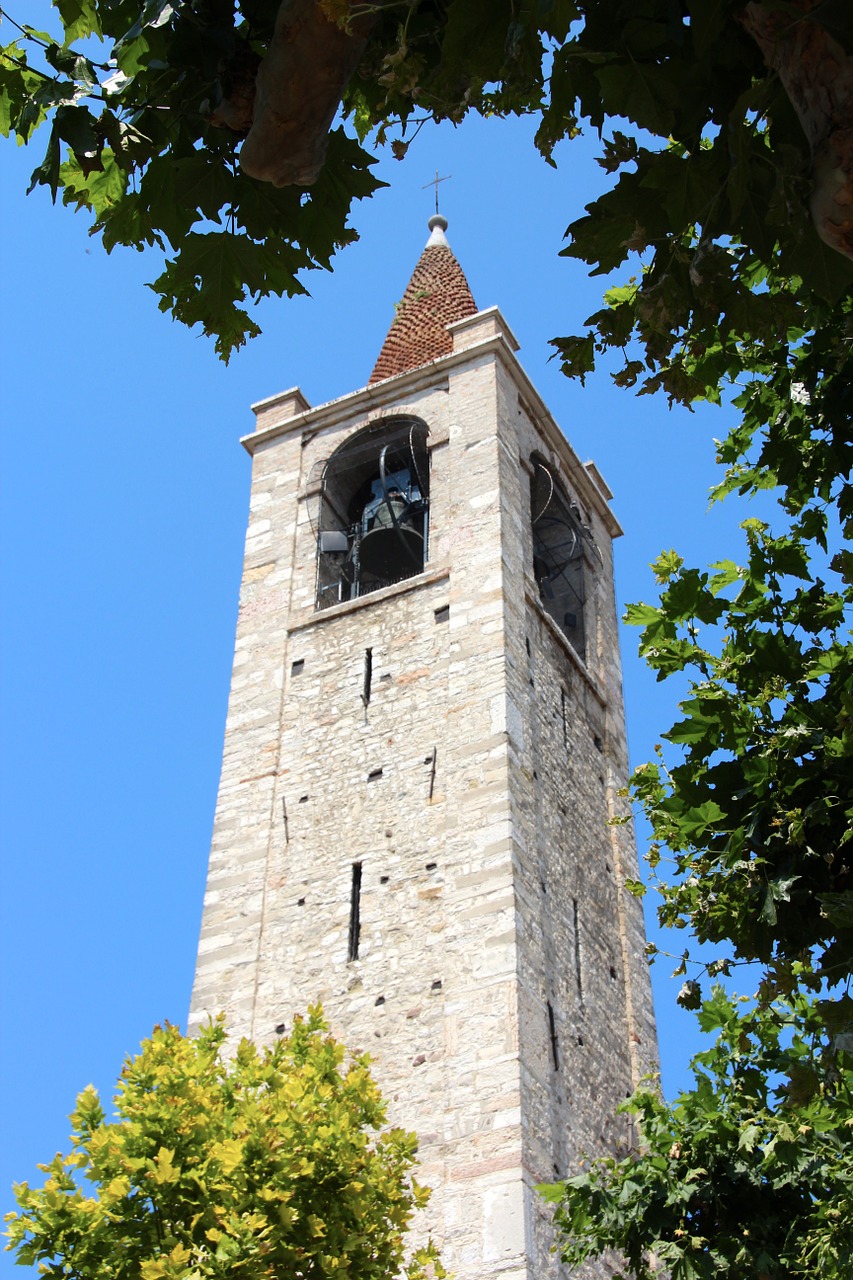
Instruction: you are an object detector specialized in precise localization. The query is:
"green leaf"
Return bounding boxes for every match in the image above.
[709,560,742,594]
[52,0,103,44]
[817,891,853,930]
[60,150,127,216]
[593,59,684,135]
[28,123,61,198]
[53,103,100,160]
[784,225,853,303]
[686,0,728,59]
[549,333,596,381]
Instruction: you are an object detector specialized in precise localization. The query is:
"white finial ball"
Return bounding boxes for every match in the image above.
[428,213,448,233]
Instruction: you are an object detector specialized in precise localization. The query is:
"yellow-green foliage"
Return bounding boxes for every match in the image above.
[6,1009,443,1280]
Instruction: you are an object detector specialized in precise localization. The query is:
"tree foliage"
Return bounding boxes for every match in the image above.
[627,297,853,992]
[4,3,853,1273]
[544,984,853,1279]
[3,1,853,360]
[5,1012,442,1280]
[548,277,853,1272]
[0,1,384,359]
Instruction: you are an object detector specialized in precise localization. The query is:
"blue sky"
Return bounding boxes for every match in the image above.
[1,94,754,1263]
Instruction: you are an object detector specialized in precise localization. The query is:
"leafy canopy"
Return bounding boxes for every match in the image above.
[559,290,853,1272]
[545,982,853,1280]
[4,3,853,1274]
[3,1,853,363]
[626,293,853,998]
[527,8,853,1275]
[5,1011,443,1280]
[0,1,384,359]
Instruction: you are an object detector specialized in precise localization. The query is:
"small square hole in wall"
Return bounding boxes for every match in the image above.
[298,795,309,804]
[380,875,389,884]
[291,659,305,676]
[425,862,437,871]
[367,767,383,782]
[434,605,450,625]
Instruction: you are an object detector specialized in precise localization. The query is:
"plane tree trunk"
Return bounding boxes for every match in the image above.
[236,0,379,187]
[215,0,853,267]
[742,0,853,261]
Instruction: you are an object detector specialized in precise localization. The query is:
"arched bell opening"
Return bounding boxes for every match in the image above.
[529,455,593,660]
[316,418,430,608]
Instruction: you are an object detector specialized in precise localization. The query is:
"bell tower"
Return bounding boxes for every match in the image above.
[190,215,657,1279]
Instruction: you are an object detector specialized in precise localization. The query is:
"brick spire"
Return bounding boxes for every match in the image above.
[368,215,477,385]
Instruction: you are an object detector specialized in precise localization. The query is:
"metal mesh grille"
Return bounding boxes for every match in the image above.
[530,457,589,659]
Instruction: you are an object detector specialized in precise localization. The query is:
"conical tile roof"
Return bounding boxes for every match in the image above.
[369,215,477,385]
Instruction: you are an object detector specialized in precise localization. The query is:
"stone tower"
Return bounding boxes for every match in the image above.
[190,215,657,1280]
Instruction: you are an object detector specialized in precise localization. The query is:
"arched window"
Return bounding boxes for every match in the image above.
[316,418,430,609]
[529,455,590,659]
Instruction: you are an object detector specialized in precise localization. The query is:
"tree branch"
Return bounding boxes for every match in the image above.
[742,0,853,261]
[238,0,383,187]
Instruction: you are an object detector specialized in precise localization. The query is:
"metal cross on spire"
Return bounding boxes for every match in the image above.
[422,169,451,214]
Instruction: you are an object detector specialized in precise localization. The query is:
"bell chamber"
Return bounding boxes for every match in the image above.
[315,417,430,608]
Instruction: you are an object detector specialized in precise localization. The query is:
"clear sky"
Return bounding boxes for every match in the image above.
[1,89,754,1266]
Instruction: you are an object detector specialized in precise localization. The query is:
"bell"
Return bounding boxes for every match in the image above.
[358,525,424,582]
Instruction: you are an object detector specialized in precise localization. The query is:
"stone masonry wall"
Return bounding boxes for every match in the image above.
[190,319,657,1280]
[491,356,658,1279]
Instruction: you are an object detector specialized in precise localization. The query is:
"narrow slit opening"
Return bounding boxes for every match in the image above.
[573,898,583,1006]
[547,1000,560,1071]
[362,647,373,706]
[348,863,362,962]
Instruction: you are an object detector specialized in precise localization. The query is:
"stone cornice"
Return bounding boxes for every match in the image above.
[244,319,622,538]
